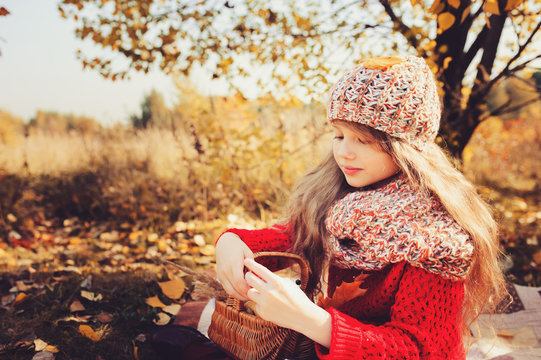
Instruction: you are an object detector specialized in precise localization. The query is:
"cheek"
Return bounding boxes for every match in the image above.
[378,153,399,173]
[332,143,339,161]
[366,147,397,173]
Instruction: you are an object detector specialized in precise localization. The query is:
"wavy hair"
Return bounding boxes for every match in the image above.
[282,120,507,335]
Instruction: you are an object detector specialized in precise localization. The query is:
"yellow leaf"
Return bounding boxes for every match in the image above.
[461,5,471,24]
[79,324,101,342]
[81,290,103,302]
[44,345,59,353]
[153,312,171,326]
[163,304,182,316]
[360,56,406,70]
[13,292,28,306]
[158,279,186,300]
[145,295,166,308]
[34,339,48,351]
[428,0,442,13]
[448,0,460,8]
[504,0,523,11]
[438,12,456,32]
[443,56,453,69]
[484,0,500,15]
[317,274,370,310]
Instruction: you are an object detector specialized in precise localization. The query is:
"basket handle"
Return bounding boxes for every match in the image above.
[226,251,310,311]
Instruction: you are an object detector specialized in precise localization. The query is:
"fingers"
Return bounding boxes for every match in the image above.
[246,287,262,303]
[218,268,250,301]
[222,279,249,301]
[243,258,276,283]
[244,271,266,291]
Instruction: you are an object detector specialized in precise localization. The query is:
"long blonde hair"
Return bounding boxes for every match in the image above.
[282,120,507,333]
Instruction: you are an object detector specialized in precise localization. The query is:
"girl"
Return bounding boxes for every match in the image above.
[215,55,507,359]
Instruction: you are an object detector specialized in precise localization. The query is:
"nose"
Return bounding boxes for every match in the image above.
[335,139,355,159]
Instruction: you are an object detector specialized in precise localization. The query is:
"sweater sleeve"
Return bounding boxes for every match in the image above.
[315,265,466,360]
[217,225,293,253]
[217,225,294,270]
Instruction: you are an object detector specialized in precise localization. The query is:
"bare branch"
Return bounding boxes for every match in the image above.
[488,19,541,88]
[484,95,541,120]
[378,0,420,49]
[320,0,363,22]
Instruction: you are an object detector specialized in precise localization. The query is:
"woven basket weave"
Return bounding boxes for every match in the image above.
[208,252,316,360]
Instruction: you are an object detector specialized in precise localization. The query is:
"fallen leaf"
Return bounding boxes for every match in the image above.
[163,304,181,316]
[318,274,370,310]
[34,339,48,351]
[79,324,101,342]
[2,293,17,306]
[62,266,82,275]
[145,296,166,308]
[81,290,103,302]
[13,292,29,306]
[158,239,168,252]
[70,300,86,312]
[15,331,37,347]
[32,351,55,360]
[44,345,59,353]
[158,279,185,300]
[96,311,113,323]
[80,275,92,289]
[195,256,212,265]
[153,312,171,326]
[200,244,215,256]
[55,316,89,324]
[193,235,206,247]
[16,280,30,292]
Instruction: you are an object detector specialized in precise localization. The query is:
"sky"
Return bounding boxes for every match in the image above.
[0,0,199,126]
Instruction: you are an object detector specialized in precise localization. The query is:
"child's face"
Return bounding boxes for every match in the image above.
[332,122,399,188]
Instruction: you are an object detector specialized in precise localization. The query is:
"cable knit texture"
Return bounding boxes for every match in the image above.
[327,55,440,151]
[220,227,467,359]
[326,176,473,280]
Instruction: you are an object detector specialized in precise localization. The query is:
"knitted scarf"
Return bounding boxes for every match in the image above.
[325,176,473,280]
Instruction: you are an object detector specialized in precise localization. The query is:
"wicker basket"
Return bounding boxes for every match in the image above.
[208,252,316,360]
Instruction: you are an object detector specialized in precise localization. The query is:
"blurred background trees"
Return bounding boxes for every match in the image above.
[58,0,541,157]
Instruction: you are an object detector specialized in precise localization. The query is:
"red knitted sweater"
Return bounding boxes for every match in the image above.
[221,227,466,360]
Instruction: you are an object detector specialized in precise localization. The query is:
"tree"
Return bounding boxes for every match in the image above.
[130,89,172,129]
[59,0,541,157]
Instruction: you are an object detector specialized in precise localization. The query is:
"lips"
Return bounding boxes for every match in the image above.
[342,166,362,175]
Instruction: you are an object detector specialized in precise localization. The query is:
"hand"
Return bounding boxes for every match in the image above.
[215,232,254,301]
[243,258,331,348]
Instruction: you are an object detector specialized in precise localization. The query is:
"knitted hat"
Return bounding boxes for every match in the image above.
[327,55,441,151]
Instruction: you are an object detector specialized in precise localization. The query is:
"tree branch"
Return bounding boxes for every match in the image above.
[484,95,541,120]
[482,19,541,98]
[378,0,420,49]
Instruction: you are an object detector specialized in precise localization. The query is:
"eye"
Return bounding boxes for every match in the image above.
[333,135,344,140]
[356,137,367,144]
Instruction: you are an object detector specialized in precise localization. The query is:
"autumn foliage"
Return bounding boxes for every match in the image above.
[58,0,541,157]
